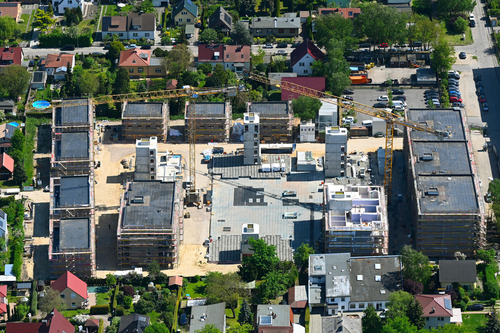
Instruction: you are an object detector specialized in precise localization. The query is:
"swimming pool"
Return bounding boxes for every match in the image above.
[87,286,109,293]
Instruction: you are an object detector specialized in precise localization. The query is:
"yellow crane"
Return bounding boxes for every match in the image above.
[29,85,241,203]
[249,74,450,201]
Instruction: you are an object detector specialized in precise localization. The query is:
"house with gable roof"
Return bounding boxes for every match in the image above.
[51,271,89,309]
[6,308,75,333]
[172,0,198,26]
[0,3,21,22]
[102,13,156,40]
[42,54,75,80]
[416,294,462,330]
[250,15,301,38]
[118,49,165,79]
[290,39,325,76]
[0,47,23,68]
[0,153,14,181]
[208,6,232,34]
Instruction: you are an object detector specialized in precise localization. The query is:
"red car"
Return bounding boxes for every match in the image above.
[380,43,388,48]
[450,96,463,102]
[479,95,486,103]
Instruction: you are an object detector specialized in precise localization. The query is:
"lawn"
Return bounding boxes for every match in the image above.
[225,299,244,327]
[148,310,161,324]
[184,281,207,298]
[78,19,95,31]
[96,291,111,306]
[34,87,52,102]
[61,309,90,317]
[444,26,473,46]
[18,14,31,33]
[105,4,133,16]
[462,313,488,331]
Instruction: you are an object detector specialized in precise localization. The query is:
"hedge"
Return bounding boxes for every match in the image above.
[172,287,182,332]
[38,28,93,48]
[90,305,109,315]
[30,281,37,316]
[98,319,104,333]
[305,307,310,333]
[116,306,124,316]
[111,284,119,312]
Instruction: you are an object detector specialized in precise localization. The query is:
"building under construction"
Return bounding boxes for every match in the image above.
[117,180,183,269]
[323,184,388,256]
[405,108,485,259]
[121,102,169,142]
[49,99,95,278]
[184,101,231,142]
[247,102,293,143]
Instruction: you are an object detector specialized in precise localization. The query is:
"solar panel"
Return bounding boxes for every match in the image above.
[259,316,272,325]
[444,298,452,310]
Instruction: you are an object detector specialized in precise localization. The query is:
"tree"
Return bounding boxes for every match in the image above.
[238,237,280,281]
[39,288,65,314]
[134,298,155,314]
[431,38,455,77]
[13,162,27,185]
[63,63,76,97]
[259,270,289,300]
[407,299,426,329]
[200,28,218,43]
[148,260,161,280]
[362,306,383,333]
[143,323,169,333]
[382,317,419,333]
[0,17,16,40]
[106,274,117,288]
[9,129,25,163]
[205,272,244,318]
[484,280,500,300]
[162,312,174,329]
[453,17,468,34]
[33,9,56,32]
[239,0,256,16]
[274,0,281,17]
[227,323,254,333]
[480,311,500,333]
[478,249,497,265]
[437,0,476,17]
[293,243,315,272]
[205,64,230,87]
[198,63,213,75]
[386,291,414,319]
[0,65,31,100]
[196,324,222,333]
[139,0,155,13]
[312,39,351,96]
[401,245,432,284]
[291,96,321,121]
[113,68,130,95]
[231,21,253,46]
[64,8,81,26]
[259,0,274,15]
[107,41,125,61]
[77,71,99,96]
[161,44,192,78]
[403,279,424,295]
[238,299,253,325]
[314,14,357,50]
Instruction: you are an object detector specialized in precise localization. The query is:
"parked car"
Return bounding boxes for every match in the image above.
[104,44,111,50]
[342,100,353,106]
[263,43,274,48]
[467,304,484,311]
[425,93,439,98]
[291,43,301,48]
[448,91,461,96]
[276,43,287,48]
[477,81,483,88]
[127,44,137,49]
[379,42,388,48]
[342,95,354,101]
[425,89,437,94]
[478,87,484,95]
[180,313,187,325]
[459,52,467,59]
[392,89,405,95]
[343,89,354,94]
[479,95,486,103]
[483,102,489,112]
[469,13,475,20]
[373,103,388,108]
[61,44,75,51]
[474,74,482,81]
[377,95,389,101]
[470,19,476,27]
[448,72,460,79]
[28,60,35,67]
[393,95,406,101]
[448,78,460,84]
[450,96,463,102]
[359,42,370,48]
[141,45,151,49]
[343,116,355,124]
[453,102,465,107]
[426,99,440,104]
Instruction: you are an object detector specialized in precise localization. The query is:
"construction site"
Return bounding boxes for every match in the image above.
[49,99,96,279]
[121,102,169,142]
[184,101,231,142]
[248,101,294,143]
[405,108,486,259]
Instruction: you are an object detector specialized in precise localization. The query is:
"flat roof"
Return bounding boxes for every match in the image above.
[407,109,465,141]
[412,141,471,175]
[122,181,176,228]
[60,218,90,250]
[211,155,291,179]
[417,176,479,213]
[186,102,226,118]
[250,101,290,115]
[123,102,164,118]
[59,176,90,207]
[56,99,90,125]
[189,303,226,333]
[60,132,89,159]
[256,304,291,327]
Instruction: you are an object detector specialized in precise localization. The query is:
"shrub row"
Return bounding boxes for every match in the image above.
[90,305,109,315]
[111,284,119,312]
[30,281,37,316]
[98,319,104,333]
[172,286,182,331]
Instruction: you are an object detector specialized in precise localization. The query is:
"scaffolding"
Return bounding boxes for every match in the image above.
[184,101,231,142]
[121,102,169,142]
[247,102,294,143]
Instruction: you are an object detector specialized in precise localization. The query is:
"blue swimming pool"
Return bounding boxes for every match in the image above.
[87,286,109,293]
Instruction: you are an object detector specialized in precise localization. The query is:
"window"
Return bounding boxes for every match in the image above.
[60,294,65,299]
[227,55,229,58]
[107,33,112,36]
[145,33,150,37]
[187,18,191,22]
[278,29,284,33]
[241,55,244,58]
[133,33,138,37]
[182,11,187,15]
[129,68,134,73]
[267,29,273,33]
[71,293,76,299]
[341,297,345,302]
[138,68,143,73]
[68,0,72,3]
[119,33,123,37]
[303,70,308,74]
[299,62,305,66]
[254,158,258,163]
[290,29,296,33]
[71,303,76,307]
[179,19,183,23]
[350,304,356,309]
[155,69,162,73]
[255,125,258,131]
[438,317,444,321]
[341,306,345,310]
[368,303,374,308]
[359,303,365,309]
[349,11,353,16]
[254,150,257,154]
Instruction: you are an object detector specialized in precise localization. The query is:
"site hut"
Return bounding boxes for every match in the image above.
[405,108,485,259]
[243,112,261,165]
[184,101,231,142]
[117,181,184,269]
[247,101,293,143]
[324,126,348,178]
[121,102,169,142]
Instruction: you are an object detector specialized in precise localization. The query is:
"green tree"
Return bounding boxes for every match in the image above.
[231,21,253,46]
[274,0,281,17]
[362,306,383,333]
[143,323,169,333]
[355,3,407,47]
[293,243,315,272]
[33,9,56,32]
[259,0,274,15]
[239,237,280,281]
[200,28,218,43]
[386,291,415,319]
[382,317,419,333]
[196,324,222,333]
[113,68,130,95]
[453,17,468,34]
[401,245,432,284]
[227,323,254,333]
[39,288,65,314]
[291,96,321,121]
[107,41,125,61]
[205,272,244,318]
[162,312,174,329]
[134,298,155,314]
[63,63,76,97]
[0,16,17,40]
[431,38,455,77]
[198,63,213,75]
[106,274,117,288]
[480,311,500,333]
[0,65,31,100]
[238,299,253,325]
[312,39,351,96]
[239,0,256,16]
[251,47,265,67]
[77,71,99,96]
[205,64,230,87]
[148,260,161,280]
[9,129,25,163]
[161,44,192,78]
[437,0,476,17]
[407,299,426,329]
[64,8,81,26]
[484,280,500,300]
[259,270,289,300]
[13,162,28,185]
[478,249,497,265]
[139,0,155,13]
[314,13,357,50]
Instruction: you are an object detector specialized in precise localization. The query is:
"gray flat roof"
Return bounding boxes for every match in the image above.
[123,102,164,118]
[407,109,465,141]
[56,99,90,125]
[250,102,290,115]
[412,142,471,175]
[417,176,479,213]
[211,155,291,179]
[59,176,90,207]
[122,181,176,228]
[189,303,226,333]
[309,253,350,302]
[256,304,291,327]
[60,218,90,250]
[186,102,226,118]
[438,260,477,283]
[60,132,89,159]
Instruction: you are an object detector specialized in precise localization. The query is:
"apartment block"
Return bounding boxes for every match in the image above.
[184,101,231,142]
[243,112,261,165]
[135,137,158,181]
[323,184,388,255]
[247,102,293,143]
[324,126,348,178]
[122,102,169,142]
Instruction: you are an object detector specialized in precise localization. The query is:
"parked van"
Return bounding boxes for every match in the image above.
[393,105,405,111]
[392,100,406,107]
[362,120,373,126]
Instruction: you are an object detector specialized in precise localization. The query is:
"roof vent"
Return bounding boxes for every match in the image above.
[427,188,439,196]
[133,196,144,204]
[421,153,433,161]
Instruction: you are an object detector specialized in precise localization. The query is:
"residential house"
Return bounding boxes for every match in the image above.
[197,44,224,69]
[288,286,307,312]
[166,79,178,90]
[290,39,325,76]
[52,0,89,15]
[312,316,363,333]
[0,100,16,115]
[0,210,7,248]
[102,13,156,40]
[43,53,75,80]
[0,285,7,318]
[185,24,195,40]
[190,302,226,333]
[250,16,301,38]
[326,0,351,7]
[152,0,168,7]
[31,71,47,90]
[299,10,310,23]
[168,276,183,290]
[172,0,198,26]
[208,6,232,34]
[6,309,75,333]
[0,47,23,68]
[121,102,169,141]
[223,45,250,73]
[281,77,325,101]
[416,294,462,330]
[50,271,89,309]
[318,8,361,19]
[0,122,19,153]
[118,49,165,79]
[118,314,150,333]
[0,153,14,180]
[438,260,477,291]
[256,304,293,333]
[308,253,402,315]
[0,3,21,22]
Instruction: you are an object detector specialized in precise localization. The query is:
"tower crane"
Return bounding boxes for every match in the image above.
[248,74,451,201]
[29,85,241,203]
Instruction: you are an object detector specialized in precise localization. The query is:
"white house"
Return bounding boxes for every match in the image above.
[43,53,75,81]
[290,39,325,76]
[101,13,156,40]
[416,295,462,330]
[0,210,7,249]
[52,0,89,15]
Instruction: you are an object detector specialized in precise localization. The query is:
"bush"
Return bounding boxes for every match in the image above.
[453,17,468,34]
[489,298,497,306]
[123,296,133,309]
[112,284,119,312]
[90,305,110,315]
[123,285,135,296]
[484,280,500,300]
[193,275,201,283]
[30,281,37,316]
[115,306,124,316]
[98,319,104,333]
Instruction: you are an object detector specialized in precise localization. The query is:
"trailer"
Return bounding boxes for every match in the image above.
[350,76,372,84]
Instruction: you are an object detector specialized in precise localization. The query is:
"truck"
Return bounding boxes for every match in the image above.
[213,147,224,154]
[349,126,369,137]
[350,76,372,84]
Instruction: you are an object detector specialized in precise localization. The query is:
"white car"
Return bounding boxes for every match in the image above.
[469,13,475,20]
[342,116,355,124]
[341,100,353,106]
[377,96,389,101]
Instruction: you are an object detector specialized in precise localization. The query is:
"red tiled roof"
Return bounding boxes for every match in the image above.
[118,49,151,67]
[166,79,178,90]
[42,308,75,333]
[44,54,74,69]
[281,77,325,101]
[198,44,224,62]
[290,39,324,68]
[168,276,183,286]
[318,8,361,19]
[287,286,307,308]
[224,45,250,63]
[0,47,23,67]
[416,294,453,318]
[51,271,88,299]
[85,319,100,327]
[0,153,14,173]
[6,323,42,333]
[258,327,293,333]
[0,285,7,298]
[0,3,21,22]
